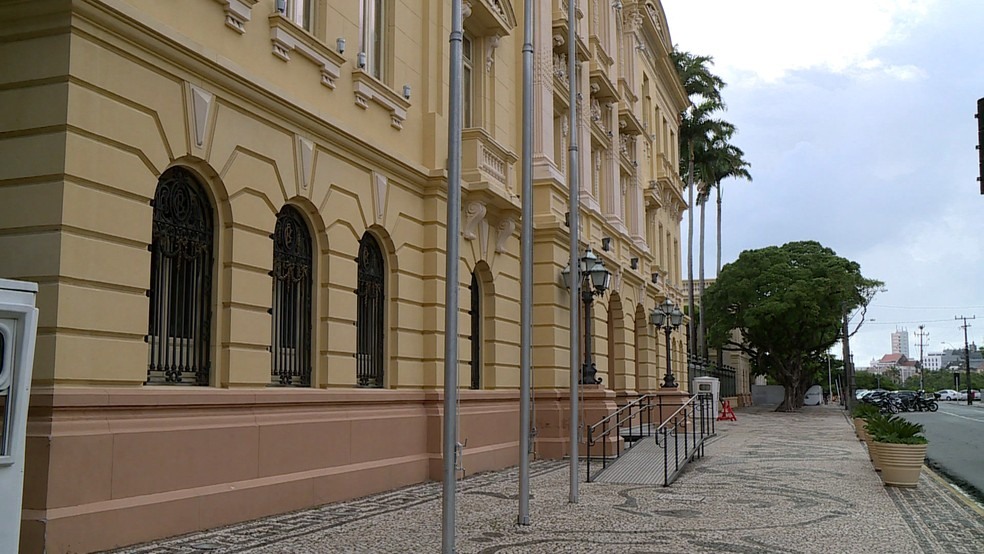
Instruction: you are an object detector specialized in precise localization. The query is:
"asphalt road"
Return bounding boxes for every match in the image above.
[903,401,984,501]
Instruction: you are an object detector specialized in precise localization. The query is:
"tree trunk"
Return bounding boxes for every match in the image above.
[716,185,722,275]
[697,190,707,359]
[715,186,724,370]
[686,154,695,357]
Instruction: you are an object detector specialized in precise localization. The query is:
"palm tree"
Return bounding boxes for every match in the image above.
[694,131,750,359]
[672,49,726,356]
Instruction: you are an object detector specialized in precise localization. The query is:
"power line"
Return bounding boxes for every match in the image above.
[866,318,957,325]
[870,304,984,310]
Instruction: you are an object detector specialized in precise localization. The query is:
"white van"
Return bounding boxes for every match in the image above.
[804,384,823,406]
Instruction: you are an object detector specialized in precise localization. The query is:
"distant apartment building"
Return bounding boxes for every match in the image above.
[891,328,910,357]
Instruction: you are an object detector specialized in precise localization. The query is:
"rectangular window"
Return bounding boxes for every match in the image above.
[285,0,312,31]
[363,0,386,80]
[463,34,473,128]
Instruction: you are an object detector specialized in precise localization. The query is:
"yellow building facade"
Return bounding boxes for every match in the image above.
[0,1,689,552]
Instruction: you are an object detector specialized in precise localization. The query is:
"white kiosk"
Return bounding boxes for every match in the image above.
[0,279,39,553]
[692,376,720,420]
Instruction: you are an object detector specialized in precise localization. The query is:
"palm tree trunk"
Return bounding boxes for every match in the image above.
[697,188,707,359]
[715,185,724,369]
[716,186,722,274]
[686,156,695,359]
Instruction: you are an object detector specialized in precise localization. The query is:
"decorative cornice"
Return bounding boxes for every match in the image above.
[213,0,258,34]
[351,69,411,130]
[269,14,345,89]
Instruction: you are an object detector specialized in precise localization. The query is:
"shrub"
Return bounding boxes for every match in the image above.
[851,402,881,421]
[866,415,928,445]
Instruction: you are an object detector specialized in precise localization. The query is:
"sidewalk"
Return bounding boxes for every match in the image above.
[108,404,984,553]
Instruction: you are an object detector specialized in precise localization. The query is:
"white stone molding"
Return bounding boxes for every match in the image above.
[480,218,490,257]
[486,34,500,71]
[214,0,258,34]
[372,172,388,221]
[190,85,214,148]
[495,217,515,253]
[297,136,314,191]
[351,69,411,130]
[269,14,345,90]
[463,201,488,240]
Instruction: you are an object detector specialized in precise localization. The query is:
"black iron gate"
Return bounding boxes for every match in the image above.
[146,167,213,386]
[271,206,313,386]
[356,233,385,387]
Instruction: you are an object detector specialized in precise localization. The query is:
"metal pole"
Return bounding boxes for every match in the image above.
[518,0,534,527]
[664,327,672,386]
[567,0,580,505]
[442,1,463,551]
[957,315,975,405]
[583,291,592,383]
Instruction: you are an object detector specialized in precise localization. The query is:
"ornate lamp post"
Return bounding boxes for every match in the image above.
[650,299,684,388]
[561,247,612,385]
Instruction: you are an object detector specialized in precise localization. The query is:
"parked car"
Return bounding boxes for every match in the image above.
[935,389,960,401]
[957,389,981,401]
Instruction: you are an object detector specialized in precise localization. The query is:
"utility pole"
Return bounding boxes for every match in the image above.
[914,325,928,390]
[956,315,975,405]
[976,97,983,194]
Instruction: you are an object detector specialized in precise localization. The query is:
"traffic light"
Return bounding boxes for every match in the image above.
[978,97,984,194]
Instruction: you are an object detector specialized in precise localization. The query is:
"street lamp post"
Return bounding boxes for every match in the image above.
[562,247,612,384]
[650,299,685,388]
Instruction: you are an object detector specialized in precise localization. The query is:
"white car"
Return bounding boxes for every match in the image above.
[935,389,960,401]
[957,389,981,401]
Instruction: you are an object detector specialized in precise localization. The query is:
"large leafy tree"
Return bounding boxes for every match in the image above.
[703,241,882,411]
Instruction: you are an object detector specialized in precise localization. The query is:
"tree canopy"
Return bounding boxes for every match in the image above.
[703,241,883,410]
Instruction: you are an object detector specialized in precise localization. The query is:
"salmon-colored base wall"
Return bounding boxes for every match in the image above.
[20,386,609,554]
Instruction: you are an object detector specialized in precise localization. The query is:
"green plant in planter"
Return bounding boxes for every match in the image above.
[866,415,928,445]
[851,403,881,421]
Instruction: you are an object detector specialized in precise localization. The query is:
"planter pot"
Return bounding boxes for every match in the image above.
[853,418,865,440]
[868,437,882,471]
[876,442,928,487]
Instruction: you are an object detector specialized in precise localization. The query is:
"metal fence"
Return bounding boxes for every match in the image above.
[688,354,737,398]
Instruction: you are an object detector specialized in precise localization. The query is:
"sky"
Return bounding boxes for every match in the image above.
[661,0,984,368]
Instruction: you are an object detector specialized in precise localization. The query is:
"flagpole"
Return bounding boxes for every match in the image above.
[518,0,534,526]
[442,0,463,551]
[567,0,581,505]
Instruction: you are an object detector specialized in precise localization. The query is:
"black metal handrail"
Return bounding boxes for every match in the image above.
[586,394,659,482]
[586,392,715,485]
[656,392,714,486]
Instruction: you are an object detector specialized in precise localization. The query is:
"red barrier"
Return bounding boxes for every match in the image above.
[717,400,737,421]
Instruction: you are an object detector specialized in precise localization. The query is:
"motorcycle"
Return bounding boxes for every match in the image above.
[914,391,938,412]
[862,391,898,414]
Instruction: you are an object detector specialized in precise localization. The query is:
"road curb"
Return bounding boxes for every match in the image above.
[923,463,984,516]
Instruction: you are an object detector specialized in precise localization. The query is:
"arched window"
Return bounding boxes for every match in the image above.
[469,271,481,389]
[271,205,313,386]
[356,233,385,387]
[147,167,213,386]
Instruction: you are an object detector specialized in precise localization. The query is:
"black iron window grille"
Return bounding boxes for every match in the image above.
[146,167,213,386]
[469,271,481,389]
[1,331,7,456]
[271,206,313,386]
[356,233,385,387]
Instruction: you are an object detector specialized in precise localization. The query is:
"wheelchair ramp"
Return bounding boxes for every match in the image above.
[593,434,705,486]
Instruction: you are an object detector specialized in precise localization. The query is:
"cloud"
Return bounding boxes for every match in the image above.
[663,0,938,84]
